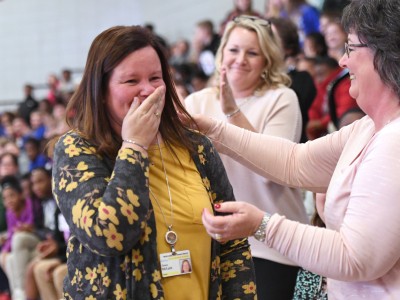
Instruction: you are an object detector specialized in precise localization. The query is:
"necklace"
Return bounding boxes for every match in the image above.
[149,134,178,254]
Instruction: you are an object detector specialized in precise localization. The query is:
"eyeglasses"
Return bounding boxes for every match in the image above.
[232,15,271,28]
[344,42,368,58]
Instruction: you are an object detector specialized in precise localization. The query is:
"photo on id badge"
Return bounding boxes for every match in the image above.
[180,258,192,274]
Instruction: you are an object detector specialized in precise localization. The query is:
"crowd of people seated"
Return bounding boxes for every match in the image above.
[0,69,71,300]
[0,0,360,299]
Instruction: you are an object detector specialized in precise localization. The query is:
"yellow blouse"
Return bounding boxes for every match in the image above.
[148,142,212,300]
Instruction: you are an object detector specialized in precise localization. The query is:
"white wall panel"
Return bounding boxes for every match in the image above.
[0,0,265,107]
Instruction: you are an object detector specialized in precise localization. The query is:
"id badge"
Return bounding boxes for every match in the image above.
[159,250,192,277]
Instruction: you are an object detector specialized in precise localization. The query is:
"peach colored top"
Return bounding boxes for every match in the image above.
[185,87,308,266]
[207,116,400,300]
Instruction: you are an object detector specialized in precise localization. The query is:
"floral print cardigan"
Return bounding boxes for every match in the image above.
[52,130,257,300]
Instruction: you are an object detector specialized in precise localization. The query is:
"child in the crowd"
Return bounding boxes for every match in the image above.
[0,153,20,179]
[0,175,39,300]
[29,110,47,141]
[0,152,22,299]
[11,117,32,150]
[23,137,52,172]
[43,102,69,140]
[20,173,43,237]
[25,167,68,300]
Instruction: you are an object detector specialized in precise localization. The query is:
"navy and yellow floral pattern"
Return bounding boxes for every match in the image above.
[52,130,257,300]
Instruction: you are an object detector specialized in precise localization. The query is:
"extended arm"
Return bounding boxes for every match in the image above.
[203,125,400,281]
[207,120,351,192]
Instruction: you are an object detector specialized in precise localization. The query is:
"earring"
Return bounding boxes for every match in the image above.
[261,71,267,81]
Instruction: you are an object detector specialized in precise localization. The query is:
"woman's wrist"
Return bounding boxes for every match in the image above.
[225,107,241,119]
[253,212,271,242]
[122,139,148,152]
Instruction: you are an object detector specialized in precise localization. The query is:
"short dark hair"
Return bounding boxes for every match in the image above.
[322,1,350,16]
[197,20,214,34]
[1,175,22,193]
[314,56,339,69]
[24,137,41,149]
[31,166,52,178]
[21,172,31,181]
[269,17,300,57]
[305,32,328,57]
[342,0,400,98]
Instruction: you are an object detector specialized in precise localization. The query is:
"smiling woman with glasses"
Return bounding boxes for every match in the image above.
[186,0,400,299]
[344,41,368,58]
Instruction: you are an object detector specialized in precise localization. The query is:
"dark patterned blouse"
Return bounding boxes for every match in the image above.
[52,130,257,300]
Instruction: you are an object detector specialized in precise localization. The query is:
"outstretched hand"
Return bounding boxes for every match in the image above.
[202,201,265,243]
[121,86,165,149]
[178,111,217,135]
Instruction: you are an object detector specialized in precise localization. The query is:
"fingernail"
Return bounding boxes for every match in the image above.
[214,203,221,209]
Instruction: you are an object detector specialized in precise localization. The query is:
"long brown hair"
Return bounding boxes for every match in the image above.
[61,26,198,160]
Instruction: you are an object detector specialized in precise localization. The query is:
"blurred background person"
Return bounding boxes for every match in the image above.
[306,56,358,140]
[23,137,51,172]
[324,20,347,62]
[270,16,316,143]
[190,20,220,76]
[278,0,320,47]
[0,175,37,300]
[43,102,69,140]
[17,84,38,127]
[28,110,46,142]
[303,32,328,58]
[219,0,262,35]
[58,69,76,102]
[264,0,284,18]
[321,0,349,21]
[25,167,68,300]
[45,74,61,107]
[168,39,191,67]
[318,10,341,35]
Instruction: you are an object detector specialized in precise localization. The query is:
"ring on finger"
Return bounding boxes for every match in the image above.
[215,233,222,241]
